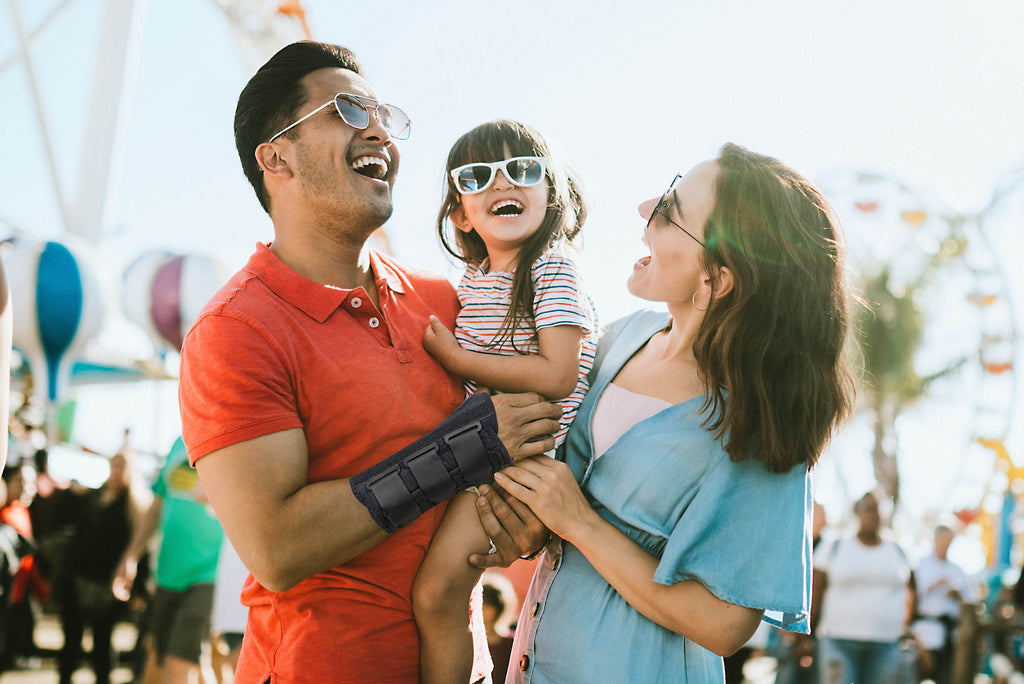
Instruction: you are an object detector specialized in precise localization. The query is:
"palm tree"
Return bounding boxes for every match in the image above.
[853,231,967,509]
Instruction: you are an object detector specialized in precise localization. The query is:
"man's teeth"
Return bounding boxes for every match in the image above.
[350,156,389,178]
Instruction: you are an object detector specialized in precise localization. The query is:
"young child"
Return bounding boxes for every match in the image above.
[413,120,598,683]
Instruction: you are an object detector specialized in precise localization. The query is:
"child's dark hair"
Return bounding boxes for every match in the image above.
[436,120,587,347]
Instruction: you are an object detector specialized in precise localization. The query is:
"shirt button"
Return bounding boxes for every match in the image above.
[519,655,530,672]
[369,317,380,328]
[351,297,361,308]
[531,602,541,617]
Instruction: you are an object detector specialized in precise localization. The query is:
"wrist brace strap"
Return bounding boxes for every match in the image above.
[350,393,511,533]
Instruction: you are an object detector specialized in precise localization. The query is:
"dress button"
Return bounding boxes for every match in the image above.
[351,297,361,308]
[519,655,530,672]
[531,602,541,617]
[369,317,380,328]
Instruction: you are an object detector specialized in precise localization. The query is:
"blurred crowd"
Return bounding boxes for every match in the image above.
[720,494,1024,684]
[6,425,1024,684]
[0,418,245,684]
[5,413,1024,684]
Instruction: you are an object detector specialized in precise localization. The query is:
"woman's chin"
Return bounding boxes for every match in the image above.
[625,274,648,300]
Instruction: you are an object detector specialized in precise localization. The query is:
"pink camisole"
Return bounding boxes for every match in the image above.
[591,382,673,459]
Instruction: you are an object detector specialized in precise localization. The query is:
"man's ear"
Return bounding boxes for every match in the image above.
[254,142,294,180]
[449,204,474,233]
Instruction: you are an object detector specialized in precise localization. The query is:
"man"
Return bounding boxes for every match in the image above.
[911,524,976,684]
[115,437,223,684]
[177,41,559,683]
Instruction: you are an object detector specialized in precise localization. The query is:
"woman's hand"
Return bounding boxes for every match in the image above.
[492,457,598,542]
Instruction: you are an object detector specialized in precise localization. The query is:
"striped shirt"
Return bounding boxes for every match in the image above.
[455,252,598,444]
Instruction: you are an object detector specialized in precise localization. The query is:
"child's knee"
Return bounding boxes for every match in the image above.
[413,570,458,618]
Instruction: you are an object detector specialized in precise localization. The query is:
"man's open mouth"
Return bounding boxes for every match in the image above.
[351,155,389,181]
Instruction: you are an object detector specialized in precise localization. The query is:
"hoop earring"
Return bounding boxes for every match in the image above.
[692,290,708,312]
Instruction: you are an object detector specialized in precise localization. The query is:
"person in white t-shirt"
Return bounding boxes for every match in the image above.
[811,492,915,684]
[911,524,976,684]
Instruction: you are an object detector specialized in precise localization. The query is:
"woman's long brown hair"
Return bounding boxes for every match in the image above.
[693,143,857,473]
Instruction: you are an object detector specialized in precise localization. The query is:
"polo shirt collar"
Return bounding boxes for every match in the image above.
[245,243,405,323]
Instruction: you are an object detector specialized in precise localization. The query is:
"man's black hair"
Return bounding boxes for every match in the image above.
[234,41,362,213]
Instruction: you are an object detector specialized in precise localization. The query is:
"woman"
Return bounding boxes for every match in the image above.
[488,144,856,682]
[811,492,914,684]
[56,449,148,684]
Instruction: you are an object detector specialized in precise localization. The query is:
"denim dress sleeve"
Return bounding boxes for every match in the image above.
[653,450,813,632]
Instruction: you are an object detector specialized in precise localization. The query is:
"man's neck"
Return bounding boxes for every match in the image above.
[270,223,378,300]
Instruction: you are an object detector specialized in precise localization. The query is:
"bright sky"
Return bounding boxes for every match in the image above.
[3,0,1024,549]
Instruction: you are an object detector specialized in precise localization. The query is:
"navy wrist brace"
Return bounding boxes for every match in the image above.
[349,393,511,533]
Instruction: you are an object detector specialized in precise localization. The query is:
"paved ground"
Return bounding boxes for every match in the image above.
[2,615,784,683]
[0,614,135,684]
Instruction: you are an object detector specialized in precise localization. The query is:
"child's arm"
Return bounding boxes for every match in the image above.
[423,316,583,401]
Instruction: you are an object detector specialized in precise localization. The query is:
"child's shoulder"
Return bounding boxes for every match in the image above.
[529,250,582,276]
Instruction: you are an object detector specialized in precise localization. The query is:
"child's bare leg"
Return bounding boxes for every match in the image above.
[414,490,493,684]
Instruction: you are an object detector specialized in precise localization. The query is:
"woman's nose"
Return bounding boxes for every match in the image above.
[638,197,658,222]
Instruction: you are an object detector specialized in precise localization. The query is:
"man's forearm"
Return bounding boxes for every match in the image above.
[196,430,390,593]
[350,393,510,533]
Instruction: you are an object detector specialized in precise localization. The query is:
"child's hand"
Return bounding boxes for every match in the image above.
[423,316,461,366]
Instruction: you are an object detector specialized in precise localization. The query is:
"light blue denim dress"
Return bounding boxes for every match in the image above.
[506,310,813,683]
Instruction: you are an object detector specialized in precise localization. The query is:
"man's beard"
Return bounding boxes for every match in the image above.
[296,145,393,229]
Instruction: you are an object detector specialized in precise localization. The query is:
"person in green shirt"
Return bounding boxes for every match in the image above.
[115,437,223,683]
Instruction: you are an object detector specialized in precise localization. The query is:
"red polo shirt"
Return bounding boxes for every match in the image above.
[179,243,471,682]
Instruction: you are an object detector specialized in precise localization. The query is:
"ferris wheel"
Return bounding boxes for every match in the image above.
[818,169,1020,517]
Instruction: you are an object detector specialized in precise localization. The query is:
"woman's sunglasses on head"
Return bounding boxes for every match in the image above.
[450,156,548,195]
[267,93,411,143]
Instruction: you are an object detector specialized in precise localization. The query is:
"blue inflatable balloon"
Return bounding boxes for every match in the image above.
[6,238,103,404]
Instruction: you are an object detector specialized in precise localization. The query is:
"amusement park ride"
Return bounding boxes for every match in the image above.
[818,167,1024,564]
[0,0,309,461]
[3,1,1024,563]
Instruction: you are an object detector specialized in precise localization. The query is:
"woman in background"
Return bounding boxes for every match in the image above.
[811,492,915,684]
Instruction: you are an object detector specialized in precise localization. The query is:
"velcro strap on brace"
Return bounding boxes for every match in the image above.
[349,393,511,533]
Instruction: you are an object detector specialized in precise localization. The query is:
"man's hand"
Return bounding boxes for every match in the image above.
[469,482,550,569]
[490,392,562,461]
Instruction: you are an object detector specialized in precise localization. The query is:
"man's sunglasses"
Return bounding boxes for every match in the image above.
[267,93,411,143]
[450,156,547,195]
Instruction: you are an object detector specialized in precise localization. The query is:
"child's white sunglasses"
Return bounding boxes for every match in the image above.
[450,156,547,195]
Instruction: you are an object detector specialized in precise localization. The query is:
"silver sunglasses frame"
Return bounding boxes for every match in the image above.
[266,93,410,143]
